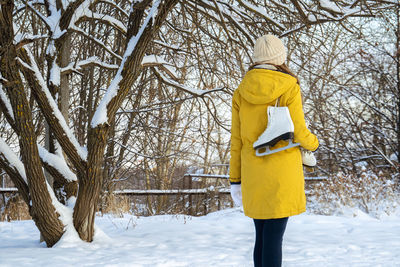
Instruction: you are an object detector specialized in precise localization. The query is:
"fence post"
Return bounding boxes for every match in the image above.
[188,175,193,215]
[203,192,208,215]
[217,192,221,211]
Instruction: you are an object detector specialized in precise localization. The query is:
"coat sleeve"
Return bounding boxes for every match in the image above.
[287,84,319,151]
[229,90,242,184]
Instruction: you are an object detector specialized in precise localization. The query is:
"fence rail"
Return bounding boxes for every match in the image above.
[0,176,327,195]
[0,187,18,194]
[113,188,230,196]
[183,174,230,179]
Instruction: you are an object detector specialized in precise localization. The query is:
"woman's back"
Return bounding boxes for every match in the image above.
[230,67,318,219]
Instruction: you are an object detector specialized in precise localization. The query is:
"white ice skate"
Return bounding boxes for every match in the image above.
[253,103,299,156]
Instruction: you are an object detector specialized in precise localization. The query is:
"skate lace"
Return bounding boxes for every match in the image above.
[268,108,275,123]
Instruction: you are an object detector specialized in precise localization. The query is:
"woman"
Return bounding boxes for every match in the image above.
[229,35,319,267]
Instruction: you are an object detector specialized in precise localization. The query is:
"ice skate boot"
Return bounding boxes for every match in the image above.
[253,105,299,156]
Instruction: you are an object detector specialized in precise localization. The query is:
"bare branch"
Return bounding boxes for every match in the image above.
[17,47,88,174]
[153,67,224,97]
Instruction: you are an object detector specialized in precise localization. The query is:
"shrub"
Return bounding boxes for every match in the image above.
[307,167,399,218]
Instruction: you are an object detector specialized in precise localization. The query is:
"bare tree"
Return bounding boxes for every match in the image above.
[0,0,179,246]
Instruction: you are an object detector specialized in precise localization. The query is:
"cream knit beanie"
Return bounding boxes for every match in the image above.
[253,35,287,65]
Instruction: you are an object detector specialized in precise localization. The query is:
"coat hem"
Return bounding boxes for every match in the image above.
[244,208,306,219]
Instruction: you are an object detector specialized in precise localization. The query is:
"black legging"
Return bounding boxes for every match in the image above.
[253,217,289,267]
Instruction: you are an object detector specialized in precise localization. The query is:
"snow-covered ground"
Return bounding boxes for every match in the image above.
[0,208,399,267]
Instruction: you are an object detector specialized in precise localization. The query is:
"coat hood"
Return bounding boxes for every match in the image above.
[237,69,297,105]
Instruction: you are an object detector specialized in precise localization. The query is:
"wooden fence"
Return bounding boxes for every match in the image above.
[0,174,327,215]
[0,175,327,195]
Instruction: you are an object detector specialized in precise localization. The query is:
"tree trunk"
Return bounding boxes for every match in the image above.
[54,33,78,202]
[73,126,107,241]
[397,3,400,163]
[0,0,64,247]
[72,0,178,242]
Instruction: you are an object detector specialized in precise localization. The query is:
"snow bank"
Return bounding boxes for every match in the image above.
[0,209,399,266]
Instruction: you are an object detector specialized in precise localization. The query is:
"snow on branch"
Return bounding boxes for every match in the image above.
[61,56,119,74]
[281,2,363,36]
[24,1,53,31]
[18,48,88,160]
[91,0,161,127]
[153,67,224,96]
[80,12,127,34]
[38,145,77,182]
[0,83,14,120]
[316,0,363,19]
[0,138,27,182]
[142,55,178,79]
[46,0,66,37]
[68,0,96,29]
[24,1,65,38]
[14,33,48,49]
[319,0,343,14]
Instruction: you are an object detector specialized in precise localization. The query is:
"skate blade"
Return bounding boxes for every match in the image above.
[304,166,315,172]
[254,132,294,149]
[255,139,300,156]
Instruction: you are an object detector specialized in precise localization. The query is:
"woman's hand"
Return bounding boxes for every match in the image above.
[230,184,243,206]
[301,148,317,167]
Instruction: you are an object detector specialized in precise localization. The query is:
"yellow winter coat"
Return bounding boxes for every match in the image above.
[229,68,319,219]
